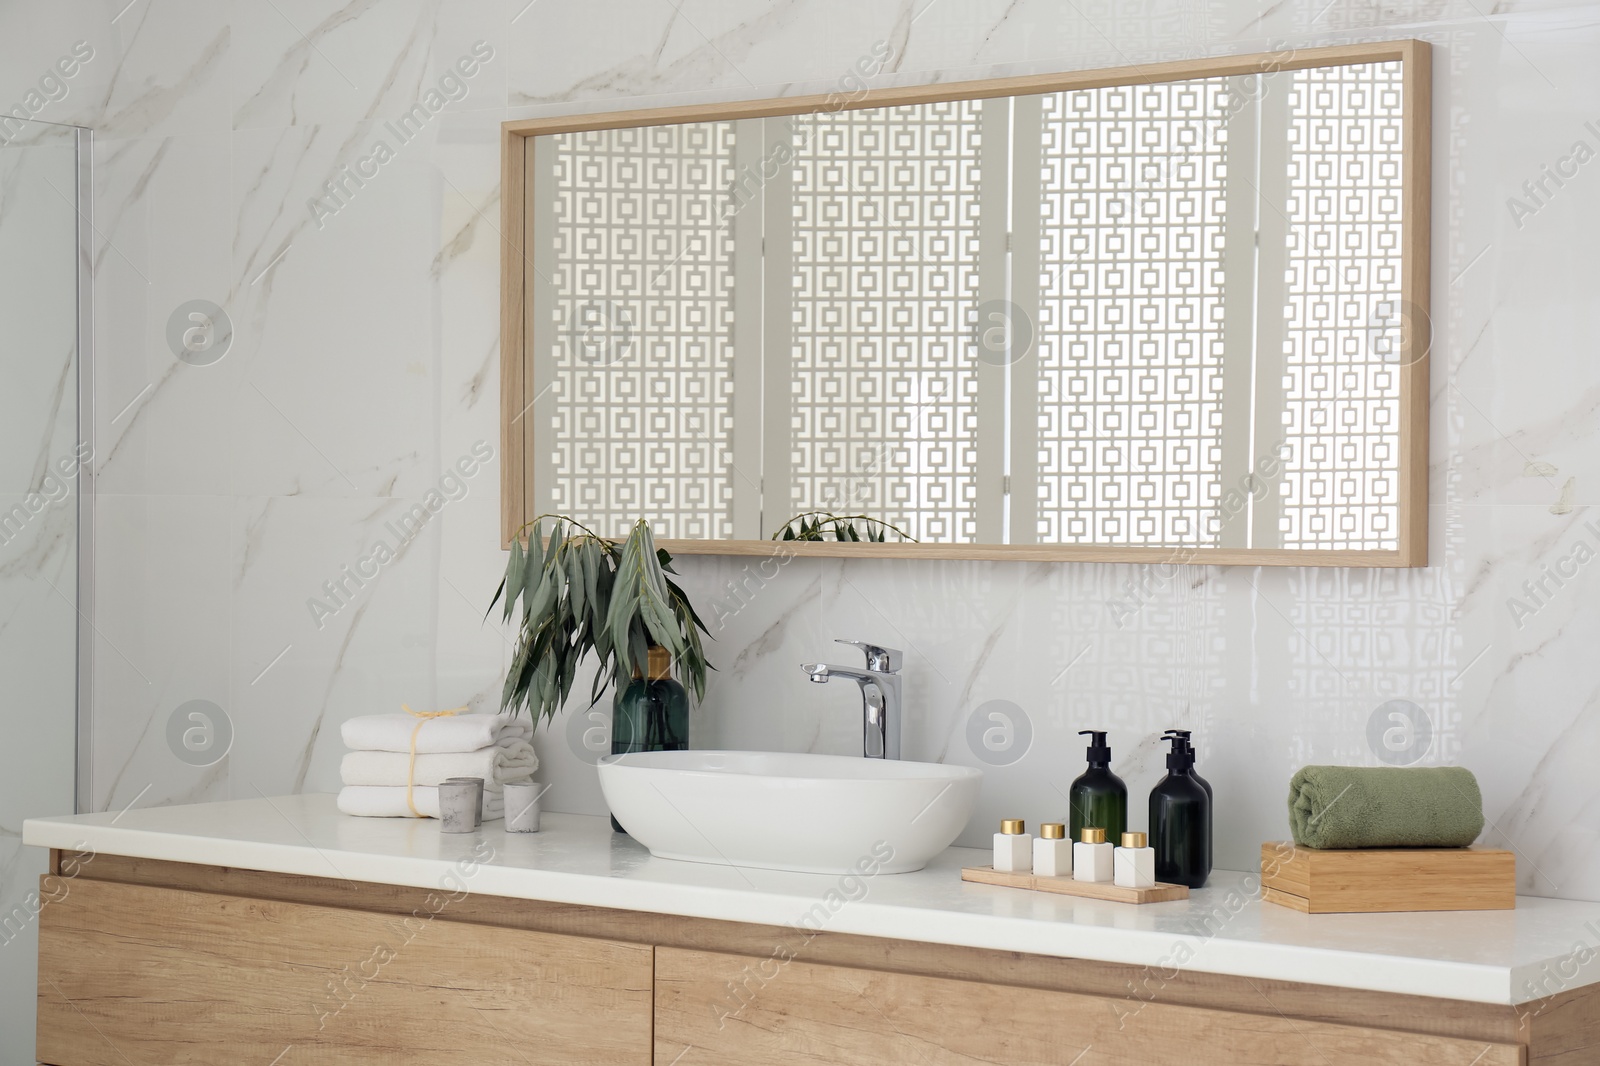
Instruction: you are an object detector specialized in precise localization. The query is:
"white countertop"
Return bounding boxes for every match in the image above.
[25,794,1600,1006]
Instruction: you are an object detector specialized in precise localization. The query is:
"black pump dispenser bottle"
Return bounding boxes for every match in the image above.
[1068,730,1127,845]
[1149,734,1212,888]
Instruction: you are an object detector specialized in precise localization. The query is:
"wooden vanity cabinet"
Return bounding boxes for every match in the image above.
[36,876,652,1066]
[36,852,1600,1065]
[655,946,1520,1065]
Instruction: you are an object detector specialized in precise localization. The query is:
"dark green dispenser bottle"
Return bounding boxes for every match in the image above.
[1067,731,1127,846]
[610,646,688,834]
[1150,733,1212,888]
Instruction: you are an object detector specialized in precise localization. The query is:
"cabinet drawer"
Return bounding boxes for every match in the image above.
[655,946,1521,1066]
[37,877,652,1066]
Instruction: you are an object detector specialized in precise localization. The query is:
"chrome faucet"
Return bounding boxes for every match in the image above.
[802,639,903,759]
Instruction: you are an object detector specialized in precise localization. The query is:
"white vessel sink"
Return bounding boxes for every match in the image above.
[597,750,982,875]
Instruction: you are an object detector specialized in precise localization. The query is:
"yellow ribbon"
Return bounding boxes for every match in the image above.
[401,704,468,818]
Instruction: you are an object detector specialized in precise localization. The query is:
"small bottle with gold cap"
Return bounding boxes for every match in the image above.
[1073,827,1113,883]
[994,819,1032,873]
[1033,822,1071,877]
[1114,831,1156,889]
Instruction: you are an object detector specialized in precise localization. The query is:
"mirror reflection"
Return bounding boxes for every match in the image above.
[521,52,1422,559]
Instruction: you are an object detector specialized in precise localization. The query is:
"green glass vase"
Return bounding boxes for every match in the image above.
[610,646,688,834]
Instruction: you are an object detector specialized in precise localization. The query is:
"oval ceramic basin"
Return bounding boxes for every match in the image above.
[597,750,982,875]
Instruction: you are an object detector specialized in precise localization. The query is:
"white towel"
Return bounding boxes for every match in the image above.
[340,712,532,754]
[337,785,506,820]
[339,742,538,791]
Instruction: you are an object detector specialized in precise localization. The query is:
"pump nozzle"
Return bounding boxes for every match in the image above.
[1078,730,1111,765]
[1161,731,1196,772]
[1163,729,1197,756]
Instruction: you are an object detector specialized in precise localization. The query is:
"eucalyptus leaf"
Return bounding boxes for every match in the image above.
[527,521,552,604]
[578,541,597,622]
[526,569,557,624]
[502,535,527,623]
[564,543,586,621]
[629,618,649,677]
[542,518,563,571]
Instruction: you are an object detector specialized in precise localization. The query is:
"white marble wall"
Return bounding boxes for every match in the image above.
[4,1,1600,937]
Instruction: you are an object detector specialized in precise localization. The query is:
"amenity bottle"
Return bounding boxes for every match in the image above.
[1033,822,1070,877]
[1114,831,1156,889]
[1073,827,1113,883]
[994,819,1032,872]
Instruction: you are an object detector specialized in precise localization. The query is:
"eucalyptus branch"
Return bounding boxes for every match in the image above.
[493,516,712,726]
[512,513,617,553]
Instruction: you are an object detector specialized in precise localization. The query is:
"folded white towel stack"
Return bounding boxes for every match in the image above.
[337,710,537,820]
[340,711,533,754]
[340,745,538,790]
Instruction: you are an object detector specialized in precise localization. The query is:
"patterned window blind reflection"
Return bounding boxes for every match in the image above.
[1277,61,1405,550]
[525,51,1420,554]
[1030,80,1231,546]
[545,123,740,539]
[783,102,986,542]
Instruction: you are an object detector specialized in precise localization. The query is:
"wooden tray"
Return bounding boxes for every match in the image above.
[961,865,1190,904]
[1260,842,1516,913]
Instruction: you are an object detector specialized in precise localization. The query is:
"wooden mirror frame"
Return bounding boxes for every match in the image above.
[501,40,1430,566]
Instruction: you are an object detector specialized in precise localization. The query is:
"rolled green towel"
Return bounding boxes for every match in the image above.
[1288,765,1486,850]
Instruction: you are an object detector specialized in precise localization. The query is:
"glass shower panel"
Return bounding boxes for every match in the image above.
[0,116,84,1066]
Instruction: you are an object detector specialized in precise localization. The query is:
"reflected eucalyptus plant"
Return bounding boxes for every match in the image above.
[773,511,917,543]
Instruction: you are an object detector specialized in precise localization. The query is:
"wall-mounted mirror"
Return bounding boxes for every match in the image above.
[502,41,1430,565]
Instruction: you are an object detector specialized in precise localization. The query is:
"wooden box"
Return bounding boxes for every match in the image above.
[1261,842,1516,914]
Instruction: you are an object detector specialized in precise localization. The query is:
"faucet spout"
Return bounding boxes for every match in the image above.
[799,642,903,759]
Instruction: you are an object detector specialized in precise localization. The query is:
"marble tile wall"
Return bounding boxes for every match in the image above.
[4,1,1600,922]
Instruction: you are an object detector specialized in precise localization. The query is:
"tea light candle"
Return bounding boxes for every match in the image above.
[504,782,542,833]
[441,777,485,826]
[438,781,479,834]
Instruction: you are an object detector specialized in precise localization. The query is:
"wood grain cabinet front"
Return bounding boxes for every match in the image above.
[653,946,1523,1066]
[40,860,1596,1065]
[36,877,653,1066]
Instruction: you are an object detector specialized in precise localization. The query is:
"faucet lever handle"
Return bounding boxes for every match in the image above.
[834,639,903,673]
